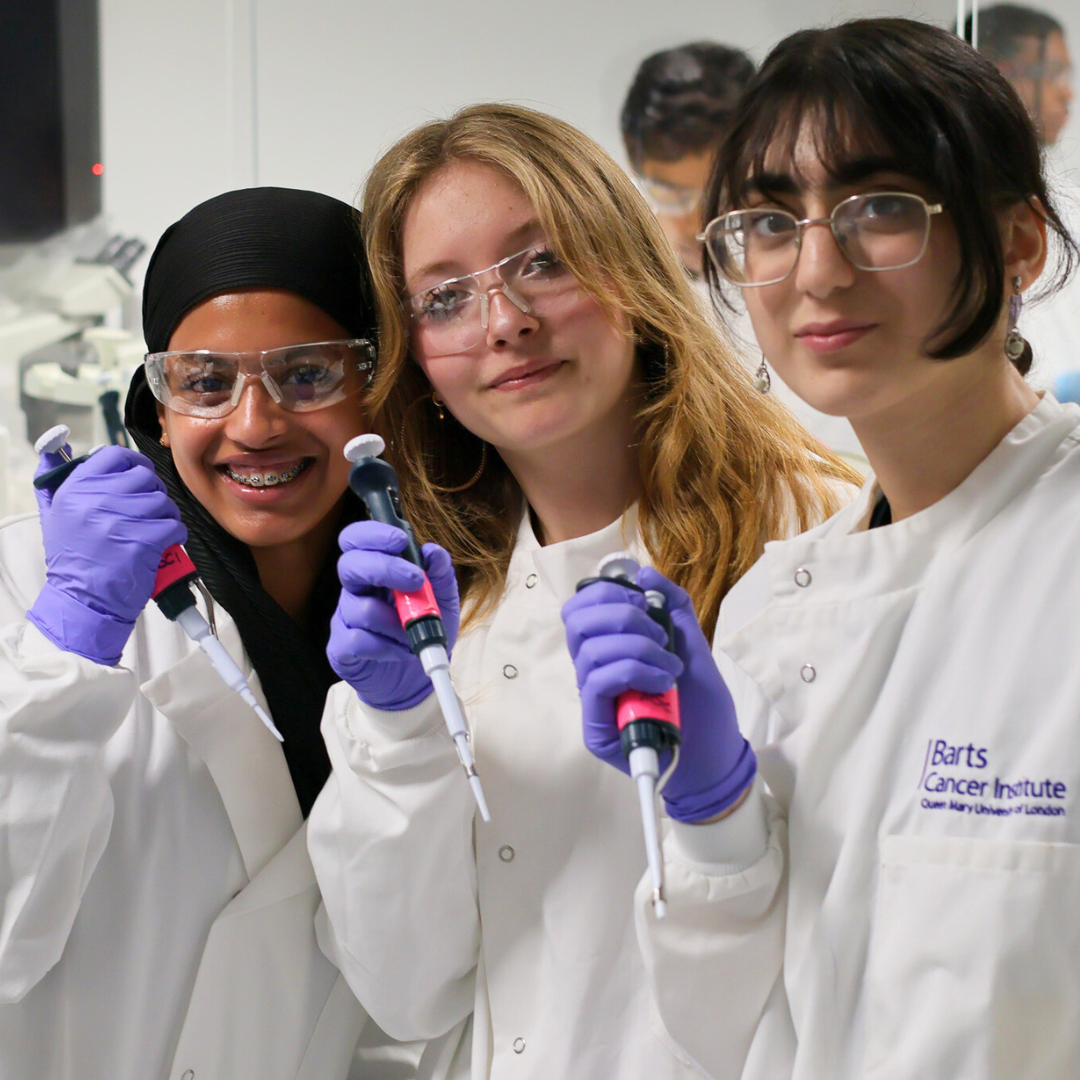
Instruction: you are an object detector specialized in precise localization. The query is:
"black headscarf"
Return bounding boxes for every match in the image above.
[126,187,375,816]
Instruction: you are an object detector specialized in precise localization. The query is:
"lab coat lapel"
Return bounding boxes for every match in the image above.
[139,614,302,881]
[725,395,1080,693]
[526,503,646,601]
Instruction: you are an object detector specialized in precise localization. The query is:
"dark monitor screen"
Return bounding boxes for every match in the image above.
[0,0,102,242]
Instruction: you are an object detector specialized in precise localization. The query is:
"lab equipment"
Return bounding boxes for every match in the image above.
[582,553,682,918]
[33,424,283,741]
[343,433,490,821]
[22,326,144,454]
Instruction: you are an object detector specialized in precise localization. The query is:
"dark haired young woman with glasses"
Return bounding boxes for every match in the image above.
[564,18,1080,1079]
[0,189,427,1079]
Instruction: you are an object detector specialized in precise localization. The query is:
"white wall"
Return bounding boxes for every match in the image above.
[99,0,1079,297]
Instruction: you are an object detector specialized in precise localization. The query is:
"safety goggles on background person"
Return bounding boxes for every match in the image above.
[700,191,943,287]
[406,242,581,358]
[634,175,702,217]
[144,338,375,418]
[1001,59,1073,88]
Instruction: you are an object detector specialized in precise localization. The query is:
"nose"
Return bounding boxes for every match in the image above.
[222,373,289,445]
[484,286,540,348]
[793,218,857,298]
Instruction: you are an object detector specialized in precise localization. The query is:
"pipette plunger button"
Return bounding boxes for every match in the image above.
[35,424,73,459]
[343,433,386,462]
[598,551,640,582]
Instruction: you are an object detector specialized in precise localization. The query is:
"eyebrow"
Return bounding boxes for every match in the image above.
[745,156,910,197]
[408,218,546,287]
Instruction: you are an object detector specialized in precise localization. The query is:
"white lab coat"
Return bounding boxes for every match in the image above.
[638,393,1080,1080]
[309,508,704,1079]
[0,512,431,1080]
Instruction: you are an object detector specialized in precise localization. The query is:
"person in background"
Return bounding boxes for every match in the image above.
[972,3,1080,401]
[622,40,868,468]
[0,188,435,1079]
[973,2,1072,144]
[621,42,755,279]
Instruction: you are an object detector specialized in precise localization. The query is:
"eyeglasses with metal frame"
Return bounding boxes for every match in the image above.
[698,191,944,287]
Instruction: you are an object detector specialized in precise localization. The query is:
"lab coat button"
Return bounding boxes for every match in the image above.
[800,663,816,683]
[794,567,812,587]
[499,845,515,862]
[525,573,538,588]
[513,1037,526,1053]
[181,1072,194,1080]
[503,664,518,679]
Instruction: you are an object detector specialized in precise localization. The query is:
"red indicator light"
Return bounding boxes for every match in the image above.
[91,162,104,176]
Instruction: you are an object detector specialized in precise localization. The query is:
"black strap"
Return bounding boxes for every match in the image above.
[869,493,892,529]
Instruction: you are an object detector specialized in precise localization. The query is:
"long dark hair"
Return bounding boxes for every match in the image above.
[704,18,1078,375]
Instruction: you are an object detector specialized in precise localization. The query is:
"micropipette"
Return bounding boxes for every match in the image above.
[577,552,682,918]
[33,424,284,742]
[343,433,491,822]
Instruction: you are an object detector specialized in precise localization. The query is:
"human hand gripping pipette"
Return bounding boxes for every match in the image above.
[563,556,757,918]
[329,433,490,821]
[29,424,283,741]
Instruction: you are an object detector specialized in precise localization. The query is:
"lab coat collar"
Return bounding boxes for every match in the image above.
[139,612,302,882]
[514,503,646,603]
[760,394,1080,608]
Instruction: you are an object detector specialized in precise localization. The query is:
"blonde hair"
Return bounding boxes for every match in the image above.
[362,103,857,637]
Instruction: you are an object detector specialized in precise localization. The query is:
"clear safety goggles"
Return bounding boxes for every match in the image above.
[699,191,943,287]
[405,242,581,359]
[635,175,702,217]
[144,338,375,418]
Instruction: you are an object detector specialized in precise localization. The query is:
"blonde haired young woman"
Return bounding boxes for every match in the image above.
[307,104,856,1077]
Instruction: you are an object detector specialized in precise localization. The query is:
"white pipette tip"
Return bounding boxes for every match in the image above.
[343,433,386,463]
[253,702,284,742]
[632,753,667,920]
[470,774,492,823]
[35,424,72,456]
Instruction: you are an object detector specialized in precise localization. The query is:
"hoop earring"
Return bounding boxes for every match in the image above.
[753,358,772,394]
[1004,276,1026,362]
[432,441,487,493]
[398,392,489,493]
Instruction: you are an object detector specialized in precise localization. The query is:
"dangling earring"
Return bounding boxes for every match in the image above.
[159,433,168,446]
[399,391,488,493]
[1004,276,1026,362]
[753,358,772,394]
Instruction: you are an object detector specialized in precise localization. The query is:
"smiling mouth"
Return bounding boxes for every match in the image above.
[222,459,312,488]
[490,360,565,389]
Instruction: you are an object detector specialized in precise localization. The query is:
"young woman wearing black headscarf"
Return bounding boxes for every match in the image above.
[0,188,431,1080]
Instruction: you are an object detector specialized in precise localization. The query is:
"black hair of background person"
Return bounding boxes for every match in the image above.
[966,3,1064,62]
[703,17,1078,375]
[621,42,756,169]
[126,187,376,816]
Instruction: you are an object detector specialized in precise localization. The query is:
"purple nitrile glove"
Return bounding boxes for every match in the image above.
[562,566,756,823]
[28,445,187,666]
[328,520,461,711]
